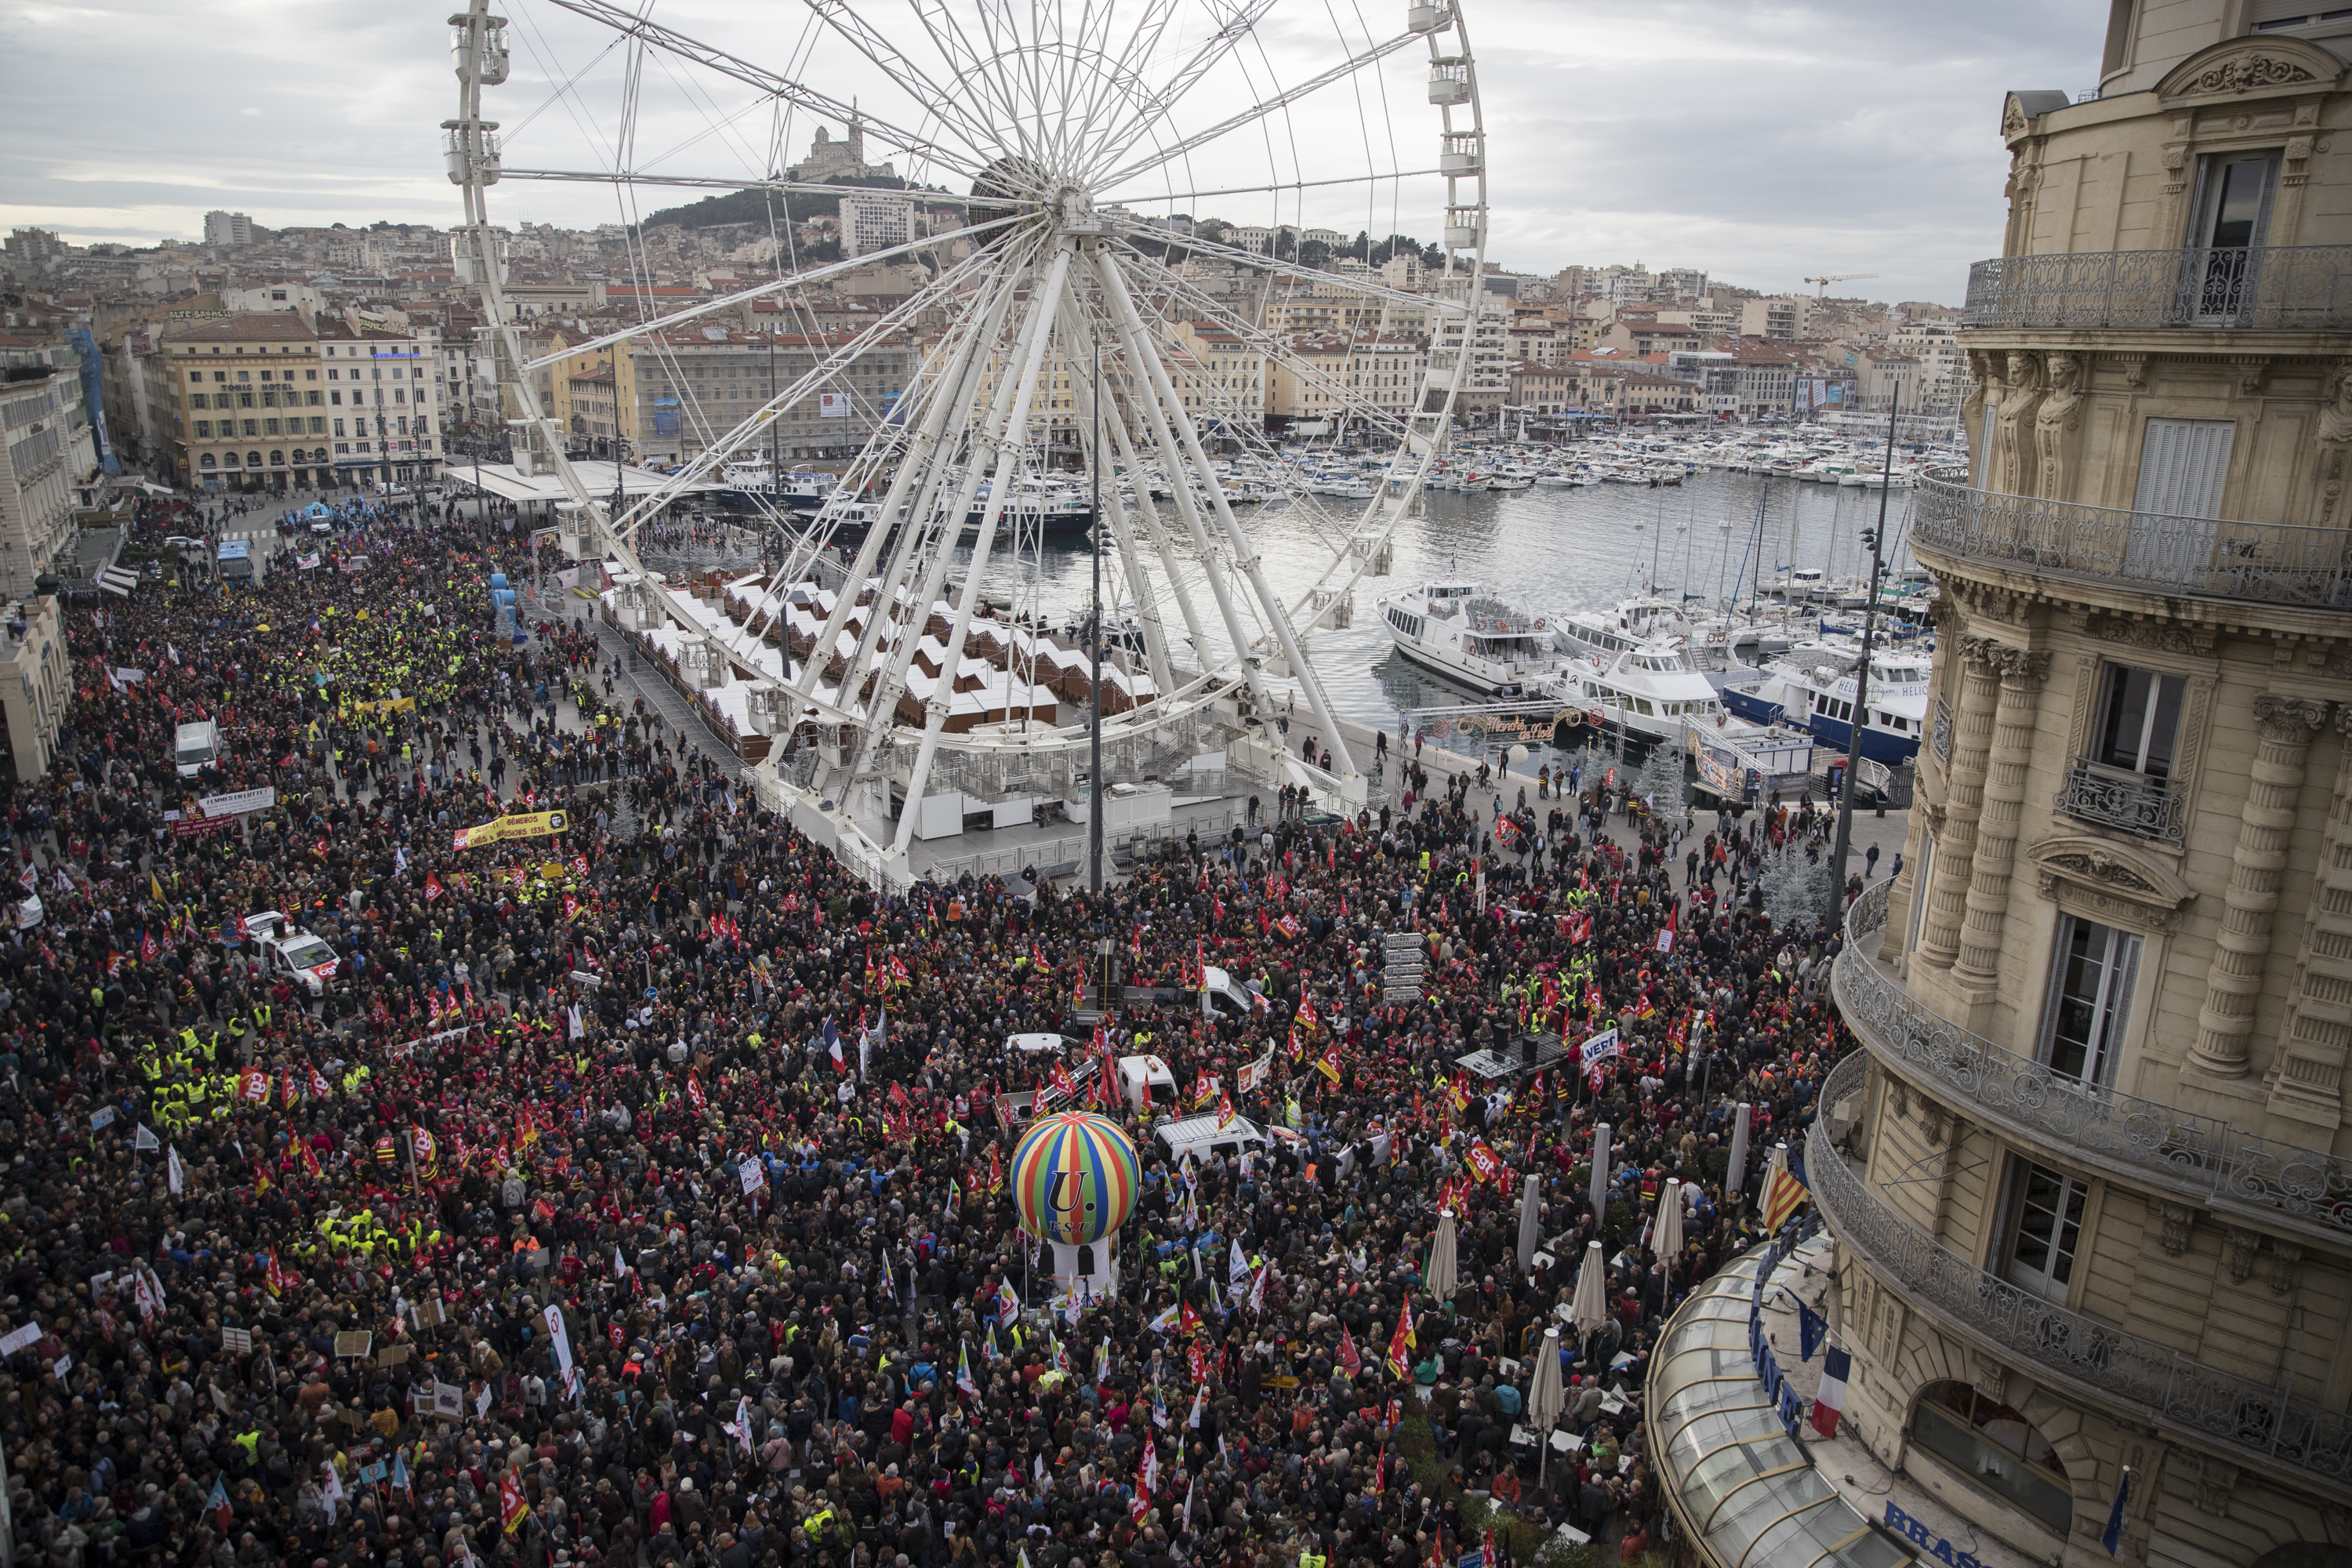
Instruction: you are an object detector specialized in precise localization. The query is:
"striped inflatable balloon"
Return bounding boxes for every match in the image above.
[1010,1111,1140,1247]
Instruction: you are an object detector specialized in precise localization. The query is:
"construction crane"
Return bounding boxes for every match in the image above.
[1803,273,1878,299]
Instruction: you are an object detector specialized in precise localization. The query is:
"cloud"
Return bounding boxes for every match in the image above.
[0,0,2103,301]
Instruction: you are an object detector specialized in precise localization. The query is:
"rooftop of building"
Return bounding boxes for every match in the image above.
[162,314,318,347]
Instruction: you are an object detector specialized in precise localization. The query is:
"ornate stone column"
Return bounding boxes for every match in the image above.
[2269,706,2352,1127]
[1953,644,2052,990]
[1916,637,2005,970]
[2189,694,2331,1080]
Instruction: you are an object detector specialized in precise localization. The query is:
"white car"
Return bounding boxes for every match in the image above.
[246,909,342,996]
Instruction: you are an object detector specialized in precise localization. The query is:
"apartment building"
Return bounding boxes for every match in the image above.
[1265,336,1350,429]
[1347,338,1428,423]
[1163,323,1265,430]
[0,345,96,597]
[202,211,254,249]
[315,316,443,487]
[1849,350,1923,416]
[566,367,622,456]
[0,594,69,781]
[157,314,327,492]
[630,330,909,466]
[1890,321,1967,413]
[839,194,917,260]
[1505,360,1581,415]
[1738,295,1809,340]
[1790,7,2352,1568]
[1728,341,1803,420]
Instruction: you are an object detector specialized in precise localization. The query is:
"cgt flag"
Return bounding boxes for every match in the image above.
[1385,1301,1414,1377]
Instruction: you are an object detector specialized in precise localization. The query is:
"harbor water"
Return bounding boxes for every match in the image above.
[953,462,1926,734]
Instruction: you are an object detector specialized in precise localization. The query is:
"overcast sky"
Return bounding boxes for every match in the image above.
[2,0,2107,305]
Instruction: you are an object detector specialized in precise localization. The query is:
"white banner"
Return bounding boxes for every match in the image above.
[542,1303,581,1399]
[0,1321,39,1356]
[199,786,278,818]
[739,1156,767,1196]
[1577,1026,1621,1069]
[818,393,851,419]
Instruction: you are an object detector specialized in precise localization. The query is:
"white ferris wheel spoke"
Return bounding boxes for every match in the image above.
[521,212,1026,374]
[887,241,1080,855]
[1091,247,1359,783]
[796,0,1007,163]
[605,249,1000,548]
[539,0,990,178]
[1100,166,1443,208]
[1089,23,1417,188]
[786,257,1025,718]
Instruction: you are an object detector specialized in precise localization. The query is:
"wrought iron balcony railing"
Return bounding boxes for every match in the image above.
[1962,245,2352,332]
[1809,1052,2352,1491]
[2055,758,2187,845]
[1914,469,2352,612]
[1835,880,2352,1246]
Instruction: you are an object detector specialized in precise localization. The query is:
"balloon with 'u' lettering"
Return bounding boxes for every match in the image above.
[1010,1112,1138,1246]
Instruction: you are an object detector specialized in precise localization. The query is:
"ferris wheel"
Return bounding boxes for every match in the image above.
[445,0,1493,886]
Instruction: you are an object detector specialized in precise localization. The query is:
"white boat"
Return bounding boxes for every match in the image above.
[1544,623,1730,746]
[1485,465,1537,492]
[1374,581,1561,695]
[1719,638,1933,764]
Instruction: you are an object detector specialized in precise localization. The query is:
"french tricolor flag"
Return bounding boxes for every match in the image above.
[1811,1346,1851,1438]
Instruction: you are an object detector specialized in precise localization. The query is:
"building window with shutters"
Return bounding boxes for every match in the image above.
[2133,417,2234,517]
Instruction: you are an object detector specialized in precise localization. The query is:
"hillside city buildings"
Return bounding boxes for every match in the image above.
[1,118,1968,514]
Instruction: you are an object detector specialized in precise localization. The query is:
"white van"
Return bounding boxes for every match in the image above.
[175,720,221,779]
[1154,1112,1269,1165]
[1117,1054,1180,1112]
[1199,966,1265,1022]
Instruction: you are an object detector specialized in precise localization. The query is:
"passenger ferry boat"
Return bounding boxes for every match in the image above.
[715,465,837,515]
[1719,639,1933,763]
[1374,581,1559,695]
[1545,609,1730,745]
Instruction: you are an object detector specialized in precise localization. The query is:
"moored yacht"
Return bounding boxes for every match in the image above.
[1545,615,1730,745]
[1374,581,1559,695]
[1719,639,1933,763]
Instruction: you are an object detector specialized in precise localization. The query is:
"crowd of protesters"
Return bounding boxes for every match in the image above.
[0,492,1858,1568]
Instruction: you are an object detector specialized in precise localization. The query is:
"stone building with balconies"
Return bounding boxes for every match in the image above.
[1815,6,2352,1568]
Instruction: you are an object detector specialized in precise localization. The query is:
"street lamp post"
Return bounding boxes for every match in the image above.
[1088,344,1105,896]
[1827,390,1899,913]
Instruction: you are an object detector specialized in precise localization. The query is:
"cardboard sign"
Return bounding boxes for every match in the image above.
[412,1298,446,1329]
[220,1327,252,1355]
[378,1343,412,1367]
[334,1330,374,1358]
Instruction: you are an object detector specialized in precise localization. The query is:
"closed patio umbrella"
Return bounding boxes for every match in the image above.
[1425,1208,1459,1304]
[1653,1177,1685,1275]
[1529,1324,1567,1484]
[1570,1240,1609,1339]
